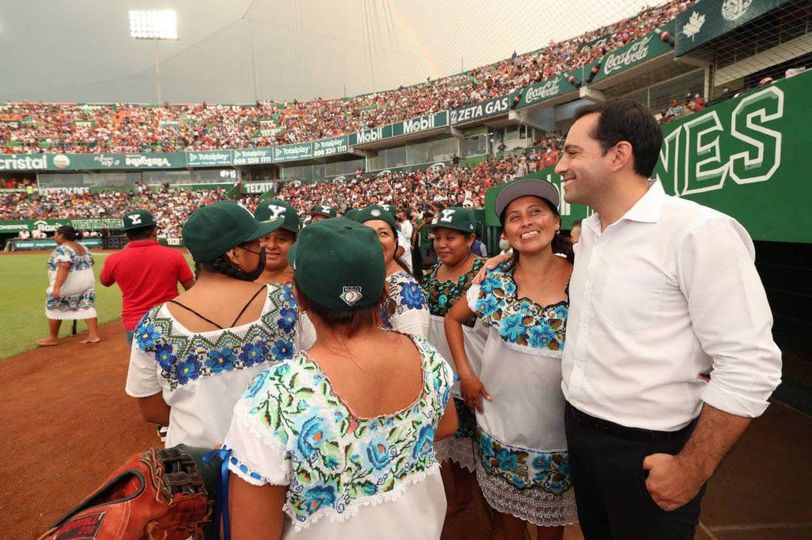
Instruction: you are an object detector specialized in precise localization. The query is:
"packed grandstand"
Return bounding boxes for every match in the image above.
[1,1,687,155]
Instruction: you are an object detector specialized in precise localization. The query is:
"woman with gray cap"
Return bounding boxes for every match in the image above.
[125,201,299,449]
[445,178,577,539]
[223,218,458,539]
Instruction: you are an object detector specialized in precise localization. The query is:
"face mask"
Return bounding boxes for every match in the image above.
[499,238,511,251]
[229,249,266,282]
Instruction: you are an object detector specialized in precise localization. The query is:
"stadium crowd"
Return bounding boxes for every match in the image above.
[0,0,690,155]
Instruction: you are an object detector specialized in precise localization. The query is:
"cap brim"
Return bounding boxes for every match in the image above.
[245,217,284,243]
[425,221,473,233]
[494,178,560,221]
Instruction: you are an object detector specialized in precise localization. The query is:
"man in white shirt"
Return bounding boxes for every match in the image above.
[555,100,781,539]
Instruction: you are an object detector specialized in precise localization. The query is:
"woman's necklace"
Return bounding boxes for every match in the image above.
[515,258,556,298]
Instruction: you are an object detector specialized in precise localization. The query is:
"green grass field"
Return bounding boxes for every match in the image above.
[0,252,124,359]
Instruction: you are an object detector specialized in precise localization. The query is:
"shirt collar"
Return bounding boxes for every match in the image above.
[585,180,665,234]
[127,240,159,248]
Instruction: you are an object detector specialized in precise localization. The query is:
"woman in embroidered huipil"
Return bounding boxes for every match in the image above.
[356,205,430,338]
[38,225,101,346]
[445,179,577,539]
[224,218,457,539]
[421,207,486,513]
[125,201,297,448]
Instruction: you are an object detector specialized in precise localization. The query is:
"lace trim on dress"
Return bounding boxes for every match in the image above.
[435,437,477,472]
[476,462,578,527]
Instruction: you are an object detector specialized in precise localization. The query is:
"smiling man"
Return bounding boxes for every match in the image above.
[555,99,782,539]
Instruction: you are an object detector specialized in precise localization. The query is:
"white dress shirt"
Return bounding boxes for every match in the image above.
[562,181,782,432]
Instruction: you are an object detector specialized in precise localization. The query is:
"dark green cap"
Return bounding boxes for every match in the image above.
[354,205,397,233]
[344,208,358,221]
[254,198,299,234]
[426,207,476,234]
[310,204,337,219]
[183,200,283,262]
[121,209,156,231]
[288,218,385,311]
[379,203,394,215]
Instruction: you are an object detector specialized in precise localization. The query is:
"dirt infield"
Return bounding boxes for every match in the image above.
[0,321,155,538]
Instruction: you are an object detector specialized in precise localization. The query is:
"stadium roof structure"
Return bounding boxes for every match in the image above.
[0,0,667,104]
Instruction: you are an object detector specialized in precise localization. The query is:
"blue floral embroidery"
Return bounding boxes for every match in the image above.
[155,343,175,371]
[478,428,572,495]
[271,339,294,360]
[177,355,199,385]
[234,336,452,526]
[134,286,297,390]
[278,307,297,333]
[206,346,236,373]
[399,281,427,310]
[135,319,160,350]
[474,263,567,350]
[297,415,330,461]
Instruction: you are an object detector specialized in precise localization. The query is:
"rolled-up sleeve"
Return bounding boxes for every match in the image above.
[678,217,782,418]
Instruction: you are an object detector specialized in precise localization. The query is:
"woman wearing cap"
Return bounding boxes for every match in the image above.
[356,205,430,338]
[254,198,317,350]
[254,198,299,286]
[445,178,577,539]
[125,201,298,448]
[421,207,486,514]
[38,225,101,346]
[224,218,458,539]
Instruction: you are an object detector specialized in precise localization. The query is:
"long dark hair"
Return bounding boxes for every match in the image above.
[194,241,266,281]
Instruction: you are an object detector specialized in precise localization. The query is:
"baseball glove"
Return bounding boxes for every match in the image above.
[39,445,214,540]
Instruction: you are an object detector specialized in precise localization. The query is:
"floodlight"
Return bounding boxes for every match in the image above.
[129,10,178,40]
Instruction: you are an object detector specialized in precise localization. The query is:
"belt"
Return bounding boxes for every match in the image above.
[566,402,696,442]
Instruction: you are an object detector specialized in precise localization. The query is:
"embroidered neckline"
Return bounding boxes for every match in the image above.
[297,334,429,423]
[503,262,568,312]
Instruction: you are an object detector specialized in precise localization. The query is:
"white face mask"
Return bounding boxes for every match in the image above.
[499,238,511,251]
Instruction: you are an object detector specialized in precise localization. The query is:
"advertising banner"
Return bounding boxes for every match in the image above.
[232,148,275,166]
[313,136,349,158]
[273,142,314,162]
[675,0,793,56]
[450,95,510,125]
[511,74,576,109]
[590,22,675,83]
[186,150,233,167]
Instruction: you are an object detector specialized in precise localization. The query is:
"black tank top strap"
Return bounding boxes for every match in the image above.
[229,285,267,327]
[167,300,224,330]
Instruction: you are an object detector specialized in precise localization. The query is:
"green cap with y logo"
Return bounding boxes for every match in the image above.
[426,206,476,234]
[254,198,299,233]
[310,204,337,219]
[121,209,156,231]
[288,218,385,311]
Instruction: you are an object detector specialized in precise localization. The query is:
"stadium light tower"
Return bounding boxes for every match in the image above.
[128,10,178,103]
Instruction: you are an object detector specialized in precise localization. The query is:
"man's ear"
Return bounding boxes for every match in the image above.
[610,141,634,172]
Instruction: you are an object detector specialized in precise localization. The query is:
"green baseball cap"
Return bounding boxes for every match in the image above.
[288,218,385,311]
[310,204,337,219]
[254,198,299,234]
[379,203,394,215]
[426,207,476,234]
[121,209,156,231]
[344,208,358,221]
[183,200,283,262]
[354,205,397,233]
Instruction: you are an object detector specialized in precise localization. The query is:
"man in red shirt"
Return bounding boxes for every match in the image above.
[100,209,195,345]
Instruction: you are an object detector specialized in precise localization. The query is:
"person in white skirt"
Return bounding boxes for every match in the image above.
[445,178,577,539]
[223,218,458,539]
[356,205,430,338]
[421,207,487,514]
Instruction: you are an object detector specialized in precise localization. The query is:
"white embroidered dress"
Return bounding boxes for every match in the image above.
[223,335,453,539]
[380,271,430,338]
[125,284,298,448]
[467,263,577,526]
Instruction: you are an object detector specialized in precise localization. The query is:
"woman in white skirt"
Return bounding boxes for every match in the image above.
[38,225,100,346]
[421,206,486,514]
[445,178,577,539]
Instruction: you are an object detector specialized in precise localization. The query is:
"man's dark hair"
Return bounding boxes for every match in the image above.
[125,226,156,241]
[573,99,662,178]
